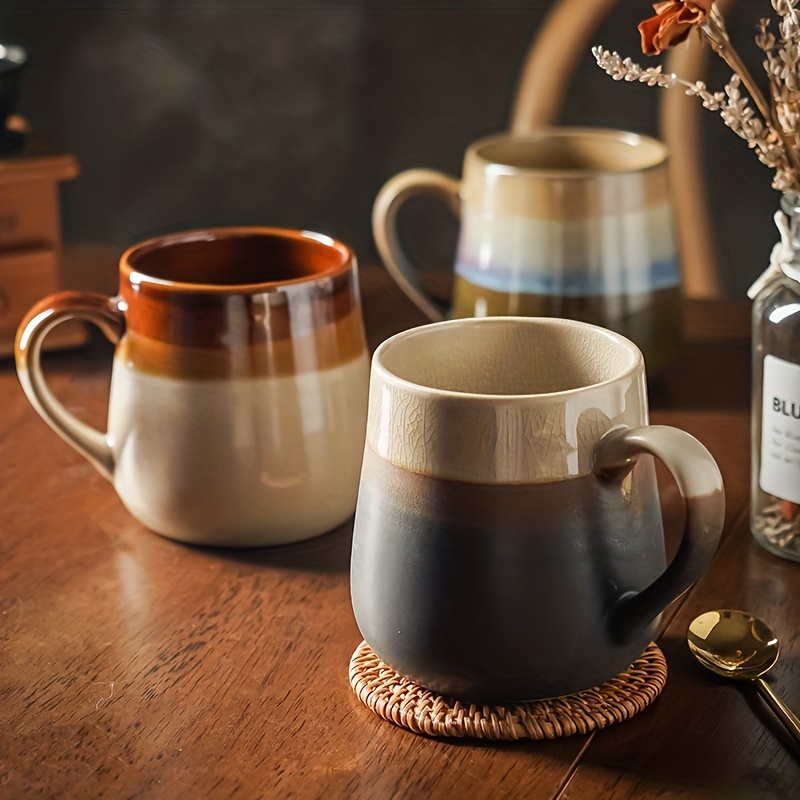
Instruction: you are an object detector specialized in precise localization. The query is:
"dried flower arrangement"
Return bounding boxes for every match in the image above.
[593,0,800,193]
[596,1,800,558]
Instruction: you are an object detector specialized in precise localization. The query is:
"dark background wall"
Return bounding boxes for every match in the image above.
[0,0,779,297]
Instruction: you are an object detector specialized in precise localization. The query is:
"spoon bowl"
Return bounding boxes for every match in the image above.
[687,609,779,680]
[687,609,800,745]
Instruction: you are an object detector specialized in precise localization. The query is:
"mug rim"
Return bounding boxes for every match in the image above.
[119,226,355,293]
[372,316,644,402]
[468,127,669,179]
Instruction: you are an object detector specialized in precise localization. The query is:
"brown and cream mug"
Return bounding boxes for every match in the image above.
[350,317,725,702]
[15,228,370,546]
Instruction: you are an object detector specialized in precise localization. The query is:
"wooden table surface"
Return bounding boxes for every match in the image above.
[1,251,798,799]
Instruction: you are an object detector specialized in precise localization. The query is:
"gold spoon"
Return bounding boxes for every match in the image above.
[687,609,800,744]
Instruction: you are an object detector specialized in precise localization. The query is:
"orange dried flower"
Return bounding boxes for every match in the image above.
[780,499,800,522]
[638,0,714,56]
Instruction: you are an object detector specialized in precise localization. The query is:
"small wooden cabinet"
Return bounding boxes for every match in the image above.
[0,135,86,357]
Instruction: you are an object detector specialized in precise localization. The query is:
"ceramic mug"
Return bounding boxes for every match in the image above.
[350,317,724,702]
[372,128,681,374]
[15,228,370,547]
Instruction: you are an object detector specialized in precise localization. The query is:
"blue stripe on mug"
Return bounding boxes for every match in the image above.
[454,257,681,296]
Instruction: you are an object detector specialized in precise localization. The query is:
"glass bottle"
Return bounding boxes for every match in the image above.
[751,192,800,561]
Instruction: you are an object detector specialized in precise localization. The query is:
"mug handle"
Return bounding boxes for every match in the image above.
[593,425,725,645]
[15,291,126,482]
[372,168,461,321]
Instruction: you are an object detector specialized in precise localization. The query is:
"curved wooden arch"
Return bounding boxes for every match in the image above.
[510,0,723,298]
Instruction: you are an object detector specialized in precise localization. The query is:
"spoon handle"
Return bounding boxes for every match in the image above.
[755,677,800,744]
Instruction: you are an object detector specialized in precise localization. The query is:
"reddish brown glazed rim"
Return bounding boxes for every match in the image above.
[119,227,356,294]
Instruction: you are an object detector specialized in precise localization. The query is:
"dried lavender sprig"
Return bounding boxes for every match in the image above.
[702,7,774,126]
[590,48,678,88]
[593,47,796,191]
[760,4,800,162]
[700,5,800,179]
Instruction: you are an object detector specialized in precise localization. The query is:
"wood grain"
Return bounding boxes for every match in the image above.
[560,514,800,800]
[0,253,781,799]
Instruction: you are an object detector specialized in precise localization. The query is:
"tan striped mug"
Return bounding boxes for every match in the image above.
[15,228,370,546]
[373,128,681,375]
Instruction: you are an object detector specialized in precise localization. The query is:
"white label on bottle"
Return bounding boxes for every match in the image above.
[760,354,800,503]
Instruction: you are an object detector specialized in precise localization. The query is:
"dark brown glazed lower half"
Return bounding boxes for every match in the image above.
[351,445,667,702]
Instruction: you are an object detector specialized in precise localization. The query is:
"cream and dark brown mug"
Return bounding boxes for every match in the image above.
[350,317,724,702]
[373,128,682,374]
[15,228,370,547]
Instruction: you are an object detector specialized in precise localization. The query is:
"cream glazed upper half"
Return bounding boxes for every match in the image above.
[366,317,648,484]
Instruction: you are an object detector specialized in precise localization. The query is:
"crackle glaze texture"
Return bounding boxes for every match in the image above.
[366,316,646,483]
[351,317,724,702]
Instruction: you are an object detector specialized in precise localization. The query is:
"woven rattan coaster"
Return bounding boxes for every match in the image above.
[349,641,667,740]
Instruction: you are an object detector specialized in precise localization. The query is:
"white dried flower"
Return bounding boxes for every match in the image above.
[595,2,800,192]
[592,48,678,88]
